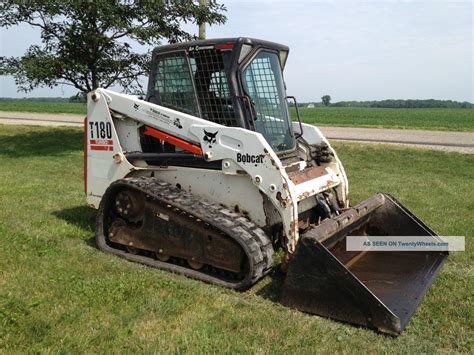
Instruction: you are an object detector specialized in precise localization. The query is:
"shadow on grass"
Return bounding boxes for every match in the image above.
[0,128,83,157]
[255,267,286,303]
[53,206,96,247]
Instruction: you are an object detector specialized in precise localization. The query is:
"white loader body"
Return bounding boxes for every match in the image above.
[86,88,348,252]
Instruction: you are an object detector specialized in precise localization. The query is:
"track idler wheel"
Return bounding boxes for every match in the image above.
[115,190,145,222]
[155,250,170,262]
[187,259,204,270]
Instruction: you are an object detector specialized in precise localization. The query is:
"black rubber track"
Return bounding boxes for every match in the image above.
[95,176,274,290]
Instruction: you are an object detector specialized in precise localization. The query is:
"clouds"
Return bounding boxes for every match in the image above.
[1,0,472,101]
[205,0,472,102]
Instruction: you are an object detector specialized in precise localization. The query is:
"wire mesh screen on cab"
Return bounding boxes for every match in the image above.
[153,49,238,127]
[242,51,294,152]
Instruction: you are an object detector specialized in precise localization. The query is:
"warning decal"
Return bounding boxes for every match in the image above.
[90,139,113,151]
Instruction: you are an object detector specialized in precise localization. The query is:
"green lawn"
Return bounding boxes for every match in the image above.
[0,100,86,115]
[0,125,472,353]
[293,107,474,131]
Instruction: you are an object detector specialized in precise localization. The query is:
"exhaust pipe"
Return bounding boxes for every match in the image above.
[281,193,447,335]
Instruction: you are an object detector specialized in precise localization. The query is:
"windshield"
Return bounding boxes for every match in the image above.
[242,51,295,152]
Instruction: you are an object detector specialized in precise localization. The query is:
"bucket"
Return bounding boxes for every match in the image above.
[281,193,448,335]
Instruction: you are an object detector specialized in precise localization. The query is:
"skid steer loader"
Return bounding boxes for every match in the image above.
[85,37,447,335]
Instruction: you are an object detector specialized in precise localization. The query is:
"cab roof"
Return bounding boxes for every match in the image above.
[152,37,289,55]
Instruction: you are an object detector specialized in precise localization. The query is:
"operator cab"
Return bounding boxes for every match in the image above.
[146,37,296,156]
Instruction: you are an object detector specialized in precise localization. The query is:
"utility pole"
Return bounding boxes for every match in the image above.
[198,0,206,39]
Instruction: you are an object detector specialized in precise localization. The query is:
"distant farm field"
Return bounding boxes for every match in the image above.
[0,100,86,115]
[0,100,472,131]
[0,125,472,353]
[293,107,473,131]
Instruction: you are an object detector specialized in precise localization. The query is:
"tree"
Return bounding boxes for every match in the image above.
[321,95,331,106]
[69,92,87,103]
[198,0,207,39]
[0,0,226,94]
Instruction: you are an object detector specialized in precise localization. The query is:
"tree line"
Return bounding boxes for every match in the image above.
[0,97,70,102]
[301,99,473,109]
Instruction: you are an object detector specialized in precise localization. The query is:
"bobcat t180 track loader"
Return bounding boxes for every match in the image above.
[85,38,447,335]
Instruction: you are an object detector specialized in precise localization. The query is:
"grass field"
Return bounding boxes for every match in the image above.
[293,107,474,131]
[0,100,86,115]
[0,125,473,353]
[0,99,472,131]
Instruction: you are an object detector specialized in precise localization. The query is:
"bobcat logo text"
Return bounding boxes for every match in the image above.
[237,153,265,164]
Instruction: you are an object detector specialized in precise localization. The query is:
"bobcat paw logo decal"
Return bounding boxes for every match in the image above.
[174,118,183,129]
[203,129,218,148]
[133,103,140,110]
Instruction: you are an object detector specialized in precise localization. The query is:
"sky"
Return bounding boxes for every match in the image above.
[0,0,472,102]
